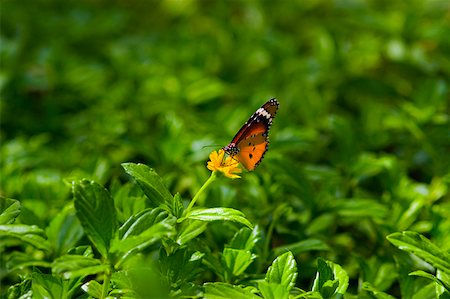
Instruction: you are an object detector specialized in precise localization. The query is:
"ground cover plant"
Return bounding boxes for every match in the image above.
[1,0,449,298]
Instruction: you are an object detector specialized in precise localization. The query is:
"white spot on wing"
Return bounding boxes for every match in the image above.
[256,108,271,119]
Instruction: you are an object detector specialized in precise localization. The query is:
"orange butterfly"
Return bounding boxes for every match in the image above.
[223,98,279,171]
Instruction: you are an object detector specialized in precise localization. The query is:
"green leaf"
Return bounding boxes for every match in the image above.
[396,197,426,231]
[274,239,330,256]
[179,208,253,228]
[265,251,297,292]
[112,181,147,223]
[7,252,52,271]
[172,192,184,218]
[312,258,349,298]
[314,258,333,291]
[68,245,94,257]
[0,224,43,234]
[159,248,204,289]
[31,272,83,299]
[7,278,31,299]
[111,209,176,267]
[258,281,289,299]
[333,199,387,219]
[361,282,397,299]
[73,179,117,258]
[113,218,175,256]
[0,197,21,224]
[121,163,174,212]
[32,272,64,299]
[328,261,349,297]
[0,224,51,251]
[204,282,260,299]
[355,256,397,292]
[387,231,450,275]
[110,271,138,298]
[222,248,256,276]
[52,254,108,279]
[121,255,170,298]
[412,283,447,299]
[203,253,226,281]
[46,204,84,257]
[118,207,169,239]
[439,271,450,294]
[176,220,208,246]
[228,226,259,251]
[81,280,103,298]
[409,270,450,293]
[321,280,340,298]
[373,263,398,291]
[355,256,399,291]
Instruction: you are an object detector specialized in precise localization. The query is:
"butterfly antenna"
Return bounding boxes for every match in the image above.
[201,144,223,150]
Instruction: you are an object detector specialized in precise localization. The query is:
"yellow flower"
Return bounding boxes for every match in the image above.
[207,150,242,179]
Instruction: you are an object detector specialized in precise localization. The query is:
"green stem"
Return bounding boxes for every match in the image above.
[101,266,111,299]
[185,171,218,213]
[261,207,283,273]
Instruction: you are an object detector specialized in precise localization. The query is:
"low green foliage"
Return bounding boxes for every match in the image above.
[1,161,449,298]
[1,0,449,298]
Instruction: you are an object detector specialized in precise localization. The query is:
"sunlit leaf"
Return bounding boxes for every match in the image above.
[122,163,174,212]
[204,282,260,299]
[0,197,21,224]
[222,248,256,276]
[387,231,450,275]
[258,281,289,299]
[312,258,349,298]
[265,251,297,292]
[0,224,50,251]
[118,207,170,239]
[52,254,107,279]
[179,208,253,228]
[274,239,330,256]
[81,280,103,298]
[172,192,184,218]
[409,270,450,293]
[228,226,259,251]
[176,220,208,246]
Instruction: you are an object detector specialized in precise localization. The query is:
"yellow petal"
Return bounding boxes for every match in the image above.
[206,150,242,179]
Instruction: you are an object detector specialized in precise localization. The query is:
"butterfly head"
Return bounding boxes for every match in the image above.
[223,143,239,157]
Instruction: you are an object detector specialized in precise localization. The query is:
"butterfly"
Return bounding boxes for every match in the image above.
[223,98,279,171]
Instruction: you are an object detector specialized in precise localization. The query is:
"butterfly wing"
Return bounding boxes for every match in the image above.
[225,98,279,170]
[235,129,268,171]
[228,99,279,145]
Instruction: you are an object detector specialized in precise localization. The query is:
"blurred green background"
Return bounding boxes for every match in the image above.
[1,0,449,295]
